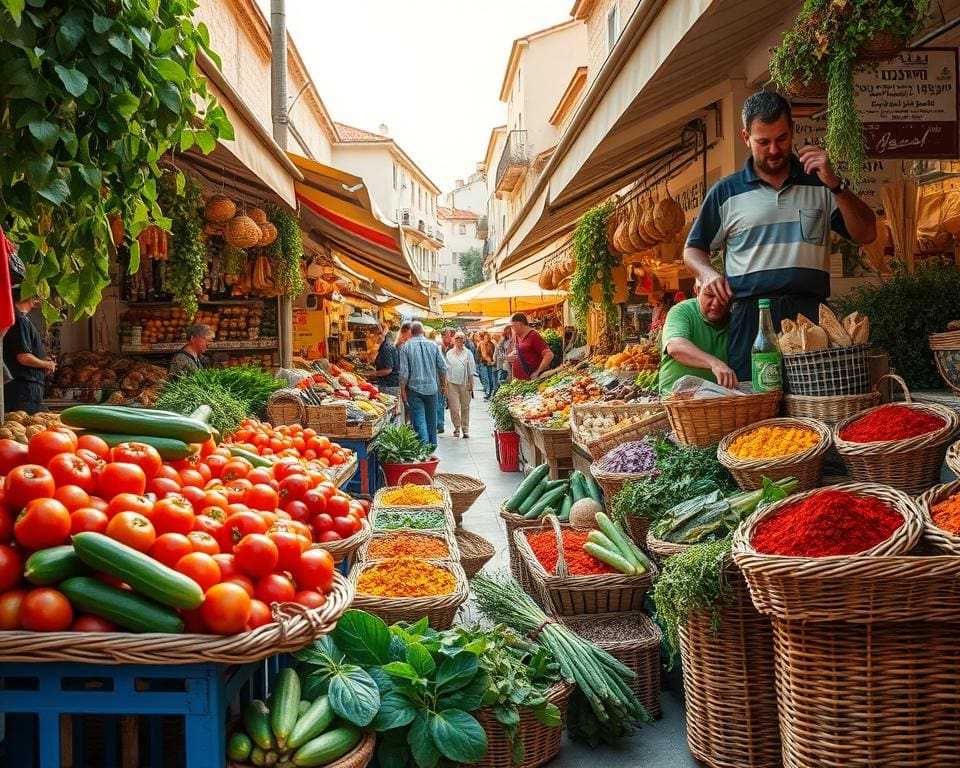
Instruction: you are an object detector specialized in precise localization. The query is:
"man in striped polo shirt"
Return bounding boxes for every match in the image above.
[684,92,877,380]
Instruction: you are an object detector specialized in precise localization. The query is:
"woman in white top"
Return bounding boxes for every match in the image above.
[445,332,476,438]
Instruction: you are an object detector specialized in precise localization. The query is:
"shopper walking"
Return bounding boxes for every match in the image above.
[495,326,513,387]
[399,321,447,447]
[478,331,497,399]
[395,321,412,350]
[445,332,475,438]
[436,327,455,435]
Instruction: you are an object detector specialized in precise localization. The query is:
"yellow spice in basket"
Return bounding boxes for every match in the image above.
[381,484,444,506]
[727,426,820,460]
[357,557,456,597]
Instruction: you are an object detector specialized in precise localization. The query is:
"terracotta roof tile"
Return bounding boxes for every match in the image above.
[334,122,391,143]
[437,206,480,220]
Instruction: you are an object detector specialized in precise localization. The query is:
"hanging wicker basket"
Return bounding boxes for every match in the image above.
[785,75,828,99]
[204,194,236,223]
[225,215,263,249]
[856,30,906,63]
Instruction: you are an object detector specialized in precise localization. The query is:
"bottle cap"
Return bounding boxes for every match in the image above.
[758,299,771,308]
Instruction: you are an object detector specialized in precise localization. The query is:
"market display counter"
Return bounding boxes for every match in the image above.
[531,424,573,480]
[515,421,542,475]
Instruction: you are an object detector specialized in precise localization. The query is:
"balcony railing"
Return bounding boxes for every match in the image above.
[495,130,529,196]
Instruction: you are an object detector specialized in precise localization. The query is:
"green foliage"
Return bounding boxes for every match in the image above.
[542,329,562,370]
[490,376,540,432]
[188,366,281,420]
[0,0,232,321]
[158,173,205,319]
[369,424,434,464]
[458,247,484,289]
[156,374,249,437]
[571,202,619,334]
[266,207,306,297]
[835,261,960,389]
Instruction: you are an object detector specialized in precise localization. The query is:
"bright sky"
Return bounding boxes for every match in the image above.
[268,1,572,194]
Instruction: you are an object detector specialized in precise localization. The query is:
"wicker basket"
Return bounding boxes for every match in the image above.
[785,75,827,99]
[434,473,485,527]
[590,462,655,516]
[472,683,572,768]
[732,482,925,622]
[929,329,960,395]
[515,516,657,616]
[831,375,960,495]
[718,417,832,492]
[570,402,667,460]
[229,730,375,768]
[663,391,782,448]
[305,402,349,436]
[499,502,558,602]
[948,438,960,477]
[646,531,690,563]
[315,520,373,565]
[561,612,662,719]
[374,471,452,512]
[358,528,460,563]
[455,528,496,578]
[782,343,871,396]
[917,479,960,554]
[349,560,468,630]
[266,389,306,427]
[680,562,782,768]
[855,29,906,62]
[0,572,354,664]
[782,390,880,426]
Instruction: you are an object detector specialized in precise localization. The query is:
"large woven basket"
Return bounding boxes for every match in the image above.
[229,730,375,768]
[472,683,572,768]
[646,531,690,563]
[499,501,551,600]
[831,375,959,495]
[782,343,871,396]
[718,416,832,491]
[782,390,880,426]
[917,479,960,554]
[589,462,655,517]
[266,389,306,427]
[855,29,906,62]
[561,612,662,719]
[358,528,460,563]
[679,561,781,768]
[570,402,667,460]
[349,560,468,630]
[373,470,452,512]
[434,473,485,527]
[732,482,925,622]
[515,517,657,616]
[0,572,354,664]
[455,528,496,578]
[948,439,960,477]
[929,329,960,394]
[316,520,372,565]
[663,391,782,448]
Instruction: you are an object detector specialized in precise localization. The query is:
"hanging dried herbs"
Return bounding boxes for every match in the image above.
[570,202,618,334]
[158,173,205,319]
[266,207,306,297]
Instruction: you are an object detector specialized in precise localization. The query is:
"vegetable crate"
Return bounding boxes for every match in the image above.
[0,659,276,768]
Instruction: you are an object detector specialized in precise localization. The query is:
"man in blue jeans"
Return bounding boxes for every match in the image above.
[399,321,448,447]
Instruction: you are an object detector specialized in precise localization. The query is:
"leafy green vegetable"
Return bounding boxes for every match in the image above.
[156,375,249,437]
[188,366,281,420]
[293,635,381,727]
[370,425,434,464]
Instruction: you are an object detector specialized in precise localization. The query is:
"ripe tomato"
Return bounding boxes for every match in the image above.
[234,533,279,579]
[201,489,229,512]
[107,493,154,520]
[54,485,91,512]
[302,489,327,517]
[212,553,240,581]
[224,575,255,597]
[332,515,359,539]
[348,501,367,520]
[268,528,303,572]
[177,484,206,512]
[247,599,273,630]
[326,495,350,519]
[87,496,109,512]
[0,508,12,544]
[0,439,28,476]
[316,481,338,500]
[150,533,194,568]
[0,545,22,591]
[278,474,311,505]
[200,582,251,635]
[178,468,205,488]
[221,459,252,483]
[245,467,272,486]
[110,442,163,480]
[150,496,196,536]
[27,430,77,467]
[77,434,110,460]
[70,507,109,535]
[312,513,334,536]
[294,590,327,609]
[0,588,27,629]
[105,511,156,552]
[15,498,71,550]
[75,447,105,471]
[285,520,313,542]
[272,459,304,481]
[204,454,229,480]
[147,476,182,498]
[294,549,335,593]
[72,615,116,632]
[223,511,268,541]
[283,500,311,524]
[176,552,221,592]
[225,479,253,505]
[20,588,73,632]
[188,530,220,556]
[245,484,279,513]
[4,465,56,513]
[255,573,296,605]
[318,530,342,543]
[98,462,147,499]
[154,465,183,484]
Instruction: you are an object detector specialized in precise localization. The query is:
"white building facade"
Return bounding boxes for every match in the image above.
[437,207,482,294]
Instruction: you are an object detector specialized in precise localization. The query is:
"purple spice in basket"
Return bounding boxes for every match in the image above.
[599,440,657,474]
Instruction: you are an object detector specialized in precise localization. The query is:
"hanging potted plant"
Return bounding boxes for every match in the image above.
[770,0,931,180]
[369,424,439,486]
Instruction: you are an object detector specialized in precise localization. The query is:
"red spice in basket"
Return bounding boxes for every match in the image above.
[839,405,945,443]
[526,529,615,575]
[751,489,903,557]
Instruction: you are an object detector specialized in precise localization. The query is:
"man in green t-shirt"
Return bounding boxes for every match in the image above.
[658,291,736,396]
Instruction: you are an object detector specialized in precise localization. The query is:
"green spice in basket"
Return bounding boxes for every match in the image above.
[373,509,447,530]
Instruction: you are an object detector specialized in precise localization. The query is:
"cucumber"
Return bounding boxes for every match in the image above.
[558,492,573,522]
[568,471,585,503]
[251,747,267,767]
[79,432,194,460]
[505,463,550,511]
[61,405,213,443]
[59,577,184,633]
[594,512,644,572]
[584,542,637,575]
[244,700,276,751]
[229,446,275,468]
[524,484,569,519]
[72,532,204,610]
[583,473,603,505]
[517,478,548,516]
[190,405,213,424]
[227,732,253,763]
[543,479,568,492]
[271,668,301,749]
[24,546,88,585]
[292,726,362,767]
[297,700,312,718]
[287,696,335,749]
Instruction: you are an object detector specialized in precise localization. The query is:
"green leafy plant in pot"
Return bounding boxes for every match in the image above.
[370,424,438,485]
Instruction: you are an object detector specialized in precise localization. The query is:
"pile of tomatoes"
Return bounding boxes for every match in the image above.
[228,418,353,467]
[0,425,369,635]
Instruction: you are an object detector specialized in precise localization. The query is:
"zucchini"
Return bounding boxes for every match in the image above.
[24,546,88,585]
[287,696,335,749]
[271,667,301,749]
[543,479,568,492]
[244,700,276,751]
[524,484,568,519]
[79,432,194,460]
[59,577,184,633]
[517,478,548,516]
[297,700,312,718]
[61,405,213,443]
[505,463,550,511]
[558,492,573,522]
[594,512,644,572]
[584,542,637,575]
[190,404,213,424]
[569,471,586,503]
[292,725,362,767]
[227,732,254,763]
[583,472,603,505]
[229,446,275,468]
[72,532,204,610]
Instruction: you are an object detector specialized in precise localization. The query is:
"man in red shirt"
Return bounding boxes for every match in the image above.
[507,313,554,380]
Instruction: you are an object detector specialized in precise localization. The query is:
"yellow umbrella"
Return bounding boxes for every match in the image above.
[439,279,565,316]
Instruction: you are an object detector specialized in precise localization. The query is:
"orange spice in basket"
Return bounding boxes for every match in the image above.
[526,529,615,575]
[368,533,449,560]
[727,425,820,459]
[839,405,945,443]
[931,493,960,535]
[357,557,455,597]
[380,484,444,506]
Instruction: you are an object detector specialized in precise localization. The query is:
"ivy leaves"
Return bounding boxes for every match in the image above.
[571,202,619,335]
[0,0,232,320]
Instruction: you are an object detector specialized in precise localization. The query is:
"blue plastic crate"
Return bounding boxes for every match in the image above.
[337,437,381,497]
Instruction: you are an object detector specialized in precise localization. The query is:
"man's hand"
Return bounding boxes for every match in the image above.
[710,361,739,390]
[45,360,56,373]
[798,144,841,189]
[701,272,733,303]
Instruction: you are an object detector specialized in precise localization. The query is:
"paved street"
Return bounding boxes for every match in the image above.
[433,398,699,768]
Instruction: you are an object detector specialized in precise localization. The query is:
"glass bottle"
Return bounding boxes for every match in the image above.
[751,299,782,392]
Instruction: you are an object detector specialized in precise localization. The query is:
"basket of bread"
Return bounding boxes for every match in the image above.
[779,305,871,397]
